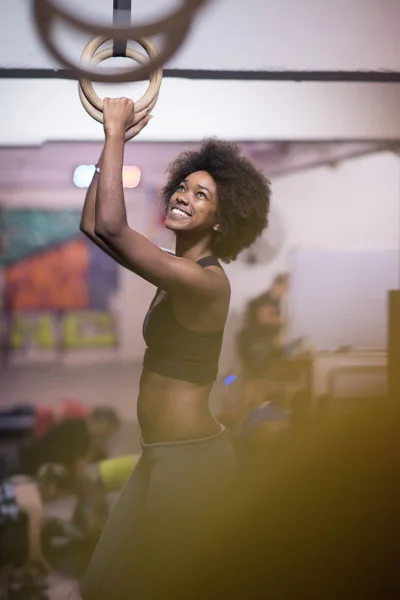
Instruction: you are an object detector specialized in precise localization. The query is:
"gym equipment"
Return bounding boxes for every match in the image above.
[78,35,162,140]
[32,0,210,83]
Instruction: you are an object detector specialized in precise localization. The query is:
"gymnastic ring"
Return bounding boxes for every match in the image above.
[78,84,158,141]
[79,37,163,114]
[34,1,188,83]
[32,0,203,83]
[33,0,209,39]
[78,83,159,126]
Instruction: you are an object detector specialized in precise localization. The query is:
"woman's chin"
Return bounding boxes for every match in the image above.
[164,218,188,232]
[164,219,176,232]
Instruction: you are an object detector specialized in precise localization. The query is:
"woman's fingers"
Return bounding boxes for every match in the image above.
[125,115,153,140]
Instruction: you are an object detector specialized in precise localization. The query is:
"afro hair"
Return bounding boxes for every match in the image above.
[160,138,271,263]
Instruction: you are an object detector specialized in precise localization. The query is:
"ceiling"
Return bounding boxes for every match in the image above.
[0,140,390,191]
[2,0,400,73]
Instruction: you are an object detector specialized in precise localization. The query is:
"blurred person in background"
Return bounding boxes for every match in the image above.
[0,407,120,481]
[0,464,69,574]
[236,273,290,419]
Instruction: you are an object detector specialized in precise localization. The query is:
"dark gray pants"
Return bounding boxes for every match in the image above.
[81,427,236,600]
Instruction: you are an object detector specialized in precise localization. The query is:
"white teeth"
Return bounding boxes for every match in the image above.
[172,207,191,217]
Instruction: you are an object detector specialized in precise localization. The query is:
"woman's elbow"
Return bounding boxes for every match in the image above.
[94,224,111,241]
[79,220,89,235]
[80,221,96,241]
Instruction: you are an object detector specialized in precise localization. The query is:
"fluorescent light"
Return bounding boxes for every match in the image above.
[73,165,96,188]
[122,165,141,188]
[73,165,141,189]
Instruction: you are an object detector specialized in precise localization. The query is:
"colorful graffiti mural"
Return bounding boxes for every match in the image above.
[0,209,119,356]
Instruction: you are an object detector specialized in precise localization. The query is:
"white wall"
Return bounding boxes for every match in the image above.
[225,151,400,310]
[217,151,400,382]
[2,0,400,71]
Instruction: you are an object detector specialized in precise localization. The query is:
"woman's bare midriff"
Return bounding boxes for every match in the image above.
[137,367,221,443]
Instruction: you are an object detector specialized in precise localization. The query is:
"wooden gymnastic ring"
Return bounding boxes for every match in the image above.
[34,0,209,38]
[32,0,208,83]
[34,0,187,83]
[79,37,162,114]
[78,84,158,142]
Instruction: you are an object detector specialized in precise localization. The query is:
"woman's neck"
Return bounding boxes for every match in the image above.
[175,233,213,261]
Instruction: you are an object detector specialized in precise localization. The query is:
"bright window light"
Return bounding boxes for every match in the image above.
[73,165,141,189]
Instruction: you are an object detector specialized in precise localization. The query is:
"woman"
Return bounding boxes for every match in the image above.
[79,98,271,599]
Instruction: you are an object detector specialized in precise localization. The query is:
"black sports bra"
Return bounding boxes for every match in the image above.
[142,256,224,384]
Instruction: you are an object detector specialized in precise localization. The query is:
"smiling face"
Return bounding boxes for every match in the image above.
[164,171,219,235]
